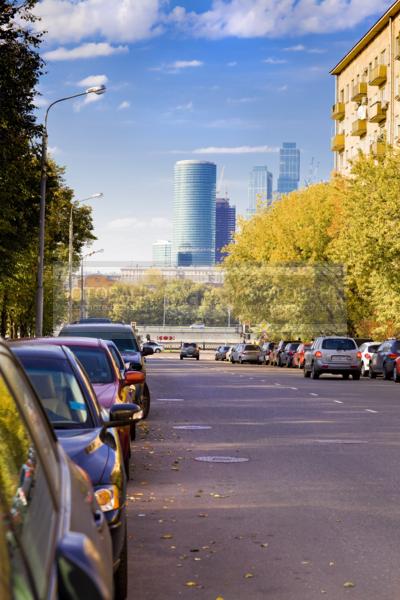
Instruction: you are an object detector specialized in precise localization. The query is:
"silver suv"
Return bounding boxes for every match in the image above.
[231,344,261,364]
[304,336,361,380]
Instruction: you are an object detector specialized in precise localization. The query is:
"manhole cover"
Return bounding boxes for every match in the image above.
[195,456,249,463]
[173,425,212,430]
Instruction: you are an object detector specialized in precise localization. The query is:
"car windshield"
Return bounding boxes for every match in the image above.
[70,347,114,384]
[183,343,196,348]
[222,346,230,351]
[244,345,259,351]
[18,356,92,429]
[289,343,300,350]
[321,338,357,351]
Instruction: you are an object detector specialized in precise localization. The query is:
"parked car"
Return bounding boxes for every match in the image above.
[358,341,381,377]
[1,340,114,599]
[369,339,400,380]
[281,342,301,367]
[12,344,143,598]
[293,343,312,368]
[215,345,232,361]
[189,323,205,329]
[393,356,400,382]
[226,345,236,362]
[271,340,297,367]
[59,322,152,418]
[15,337,145,472]
[231,344,262,364]
[304,336,361,380]
[180,342,200,360]
[260,342,275,365]
[142,341,163,353]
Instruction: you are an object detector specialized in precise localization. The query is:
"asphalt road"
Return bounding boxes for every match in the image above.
[127,355,400,599]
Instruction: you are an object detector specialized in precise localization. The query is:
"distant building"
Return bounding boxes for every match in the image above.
[120,266,224,286]
[172,160,216,267]
[247,166,273,217]
[215,198,236,263]
[152,240,172,267]
[277,142,300,195]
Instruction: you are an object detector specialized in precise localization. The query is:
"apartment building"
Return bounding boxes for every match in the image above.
[331,1,400,173]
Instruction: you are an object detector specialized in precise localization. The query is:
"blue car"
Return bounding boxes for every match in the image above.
[12,343,142,599]
[0,340,114,599]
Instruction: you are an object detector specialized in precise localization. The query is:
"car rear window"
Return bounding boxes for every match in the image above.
[244,345,260,351]
[368,344,380,352]
[60,326,139,352]
[288,343,300,351]
[69,347,114,384]
[183,343,197,348]
[321,338,357,351]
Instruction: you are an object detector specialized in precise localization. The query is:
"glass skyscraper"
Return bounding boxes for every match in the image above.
[277,142,300,194]
[247,166,273,217]
[215,198,236,264]
[152,240,172,266]
[173,160,216,267]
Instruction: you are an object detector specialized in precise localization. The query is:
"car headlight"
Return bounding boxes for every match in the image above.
[95,485,120,511]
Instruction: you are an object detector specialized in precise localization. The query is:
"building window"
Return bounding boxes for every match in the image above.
[340,88,344,103]
[380,49,386,65]
[396,35,400,58]
[345,84,349,102]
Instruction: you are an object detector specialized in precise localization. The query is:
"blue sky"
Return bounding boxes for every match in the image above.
[34,0,392,262]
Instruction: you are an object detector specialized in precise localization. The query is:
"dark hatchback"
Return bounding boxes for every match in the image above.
[369,338,400,379]
[0,341,114,599]
[12,344,142,599]
[215,345,231,361]
[59,322,152,418]
[180,343,200,360]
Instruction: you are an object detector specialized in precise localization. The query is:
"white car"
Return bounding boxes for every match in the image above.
[143,341,164,353]
[359,341,381,377]
[225,346,236,362]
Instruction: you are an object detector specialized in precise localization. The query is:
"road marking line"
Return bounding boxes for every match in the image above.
[334,400,343,404]
[310,393,319,397]
[365,409,378,414]
[290,387,298,391]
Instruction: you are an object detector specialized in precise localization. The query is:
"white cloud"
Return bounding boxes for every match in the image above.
[118,100,131,110]
[193,145,279,154]
[108,216,172,230]
[35,0,162,44]
[227,61,237,67]
[284,44,306,52]
[78,74,109,87]
[263,57,288,64]
[74,92,104,112]
[48,146,61,156]
[34,94,50,108]
[43,43,128,61]
[175,101,193,111]
[227,96,257,104]
[171,1,391,39]
[150,59,203,74]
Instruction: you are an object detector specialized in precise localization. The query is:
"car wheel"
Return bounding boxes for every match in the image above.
[141,382,151,419]
[304,367,311,378]
[394,368,400,383]
[369,366,377,379]
[352,373,360,381]
[239,357,243,364]
[155,348,161,353]
[114,526,128,600]
[383,364,392,380]
[180,355,183,360]
[343,373,349,380]
[130,422,136,441]
[361,363,367,377]
[196,356,199,361]
[311,363,320,379]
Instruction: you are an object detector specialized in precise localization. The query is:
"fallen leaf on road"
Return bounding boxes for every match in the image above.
[190,549,200,553]
[216,596,224,600]
[343,581,355,588]
[260,543,269,548]
[301,561,311,566]
[198,513,208,518]
[329,561,335,567]
[185,581,198,587]
[244,572,254,579]
[194,557,202,561]
[161,534,173,540]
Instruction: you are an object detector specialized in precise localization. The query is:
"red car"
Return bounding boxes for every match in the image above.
[14,336,144,474]
[293,343,312,368]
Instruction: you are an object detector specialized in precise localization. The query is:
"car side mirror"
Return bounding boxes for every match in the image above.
[124,370,145,385]
[108,402,144,425]
[141,346,154,357]
[57,532,110,600]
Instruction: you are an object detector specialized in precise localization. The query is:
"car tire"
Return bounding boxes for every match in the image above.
[343,373,349,380]
[304,367,311,378]
[239,357,243,364]
[311,363,320,379]
[180,356,183,360]
[155,349,161,353]
[141,382,151,419]
[196,356,199,361]
[369,367,377,379]
[394,368,400,383]
[352,373,360,381]
[383,364,392,380]
[114,526,128,600]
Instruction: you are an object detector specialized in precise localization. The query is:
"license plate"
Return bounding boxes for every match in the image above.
[331,355,349,362]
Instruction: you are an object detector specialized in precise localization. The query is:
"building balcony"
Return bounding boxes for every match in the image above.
[370,141,386,157]
[369,64,387,86]
[331,102,345,120]
[331,133,345,152]
[369,101,387,123]
[351,82,367,102]
[352,119,367,136]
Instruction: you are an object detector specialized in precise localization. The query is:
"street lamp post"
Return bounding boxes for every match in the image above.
[68,193,103,323]
[80,249,104,320]
[35,85,106,336]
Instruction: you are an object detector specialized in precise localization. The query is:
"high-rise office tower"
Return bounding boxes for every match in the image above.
[277,142,300,194]
[152,240,172,266]
[172,160,216,266]
[247,166,273,217]
[215,198,236,263]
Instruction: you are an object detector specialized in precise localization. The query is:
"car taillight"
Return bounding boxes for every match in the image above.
[356,351,362,359]
[388,353,398,359]
[288,351,293,355]
[315,351,322,359]
[365,353,371,360]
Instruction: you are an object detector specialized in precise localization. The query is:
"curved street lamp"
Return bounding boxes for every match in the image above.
[68,193,103,322]
[35,85,106,336]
